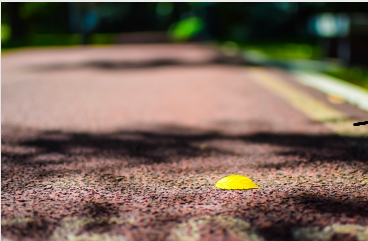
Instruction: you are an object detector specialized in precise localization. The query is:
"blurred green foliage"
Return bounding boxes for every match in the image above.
[3,2,368,47]
[29,34,81,46]
[242,42,322,60]
[1,24,11,42]
[19,2,60,20]
[324,66,368,89]
[156,2,174,17]
[1,2,368,89]
[169,17,204,41]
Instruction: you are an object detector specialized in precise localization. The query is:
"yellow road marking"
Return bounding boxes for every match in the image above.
[249,68,367,137]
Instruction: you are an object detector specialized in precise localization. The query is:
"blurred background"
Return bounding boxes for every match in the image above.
[2,2,368,89]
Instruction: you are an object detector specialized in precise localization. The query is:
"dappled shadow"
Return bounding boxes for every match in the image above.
[2,124,368,188]
[2,122,368,241]
[2,120,368,241]
[1,125,237,183]
[5,129,235,166]
[0,215,55,241]
[294,193,368,220]
[28,54,246,72]
[2,124,367,169]
[249,191,368,241]
[83,200,120,220]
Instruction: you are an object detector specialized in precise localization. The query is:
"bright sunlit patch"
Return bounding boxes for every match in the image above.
[215,175,261,190]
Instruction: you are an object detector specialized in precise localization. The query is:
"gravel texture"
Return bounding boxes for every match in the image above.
[2,44,368,241]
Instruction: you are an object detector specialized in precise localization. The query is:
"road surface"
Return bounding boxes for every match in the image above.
[2,44,368,241]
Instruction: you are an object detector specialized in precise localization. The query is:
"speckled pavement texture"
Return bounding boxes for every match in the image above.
[2,44,368,241]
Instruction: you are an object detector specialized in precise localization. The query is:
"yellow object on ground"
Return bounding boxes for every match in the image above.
[215,175,261,190]
[327,94,346,104]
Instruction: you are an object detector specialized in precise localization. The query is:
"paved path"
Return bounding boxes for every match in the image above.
[2,44,368,241]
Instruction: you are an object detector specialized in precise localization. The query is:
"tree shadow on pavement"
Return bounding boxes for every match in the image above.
[241,132,368,169]
[28,54,247,72]
[2,124,368,182]
[2,122,368,241]
[1,215,53,241]
[2,128,234,167]
[247,190,368,241]
[2,124,367,166]
[295,193,368,221]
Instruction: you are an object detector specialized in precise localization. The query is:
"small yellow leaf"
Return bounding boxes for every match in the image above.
[215,175,261,190]
[362,179,367,184]
[327,94,346,104]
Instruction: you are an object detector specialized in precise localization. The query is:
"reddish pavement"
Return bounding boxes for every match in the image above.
[2,44,368,241]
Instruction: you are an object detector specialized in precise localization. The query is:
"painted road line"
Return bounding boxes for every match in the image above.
[292,71,368,112]
[249,67,367,138]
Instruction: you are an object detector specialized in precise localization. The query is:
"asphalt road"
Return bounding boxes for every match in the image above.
[2,44,368,241]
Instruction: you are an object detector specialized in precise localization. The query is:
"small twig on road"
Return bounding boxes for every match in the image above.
[227,156,253,173]
[235,156,253,169]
